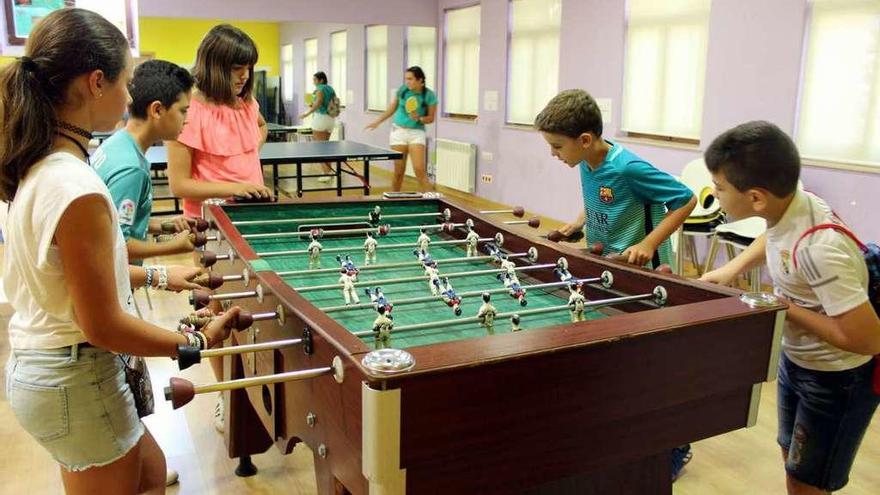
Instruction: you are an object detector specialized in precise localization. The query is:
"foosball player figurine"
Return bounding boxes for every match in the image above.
[336,254,360,279]
[499,254,517,277]
[365,286,393,314]
[465,227,480,257]
[568,283,587,322]
[502,272,528,306]
[369,205,382,225]
[425,264,441,295]
[363,232,378,265]
[339,270,360,305]
[476,292,497,334]
[417,228,431,253]
[372,305,394,349]
[484,242,503,262]
[435,277,463,316]
[307,234,323,269]
[554,259,573,283]
[510,314,522,332]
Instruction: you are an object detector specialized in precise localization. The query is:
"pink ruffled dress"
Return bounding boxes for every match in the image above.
[177,97,264,218]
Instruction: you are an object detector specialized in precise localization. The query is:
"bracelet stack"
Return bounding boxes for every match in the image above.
[146,265,169,290]
[179,326,210,350]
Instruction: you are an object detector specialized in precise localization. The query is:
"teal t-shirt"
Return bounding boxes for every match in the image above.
[93,130,152,245]
[314,84,336,115]
[392,85,438,129]
[579,141,694,267]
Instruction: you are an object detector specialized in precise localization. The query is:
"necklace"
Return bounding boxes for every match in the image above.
[57,120,93,140]
[55,132,90,163]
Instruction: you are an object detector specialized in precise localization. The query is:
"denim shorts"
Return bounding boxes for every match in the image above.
[777,352,880,491]
[5,344,145,471]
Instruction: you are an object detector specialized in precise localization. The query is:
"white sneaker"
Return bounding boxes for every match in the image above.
[166,468,179,486]
[317,175,332,184]
[214,395,225,433]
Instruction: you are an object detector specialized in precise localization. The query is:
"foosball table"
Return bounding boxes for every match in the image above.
[165,196,785,495]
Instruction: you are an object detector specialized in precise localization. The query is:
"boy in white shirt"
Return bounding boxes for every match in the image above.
[701,121,880,495]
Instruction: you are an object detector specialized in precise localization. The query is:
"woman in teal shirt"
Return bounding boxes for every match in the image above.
[300,71,337,182]
[366,66,437,192]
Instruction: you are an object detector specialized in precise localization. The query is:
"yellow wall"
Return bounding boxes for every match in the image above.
[138,18,279,76]
[0,56,16,67]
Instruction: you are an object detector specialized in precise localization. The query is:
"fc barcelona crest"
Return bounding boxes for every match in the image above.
[599,186,614,204]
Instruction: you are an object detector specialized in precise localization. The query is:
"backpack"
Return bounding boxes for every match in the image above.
[326,90,341,118]
[792,223,880,394]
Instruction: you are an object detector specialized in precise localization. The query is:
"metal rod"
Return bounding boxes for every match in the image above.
[351,292,657,337]
[250,311,278,322]
[257,237,492,258]
[276,252,528,277]
[193,366,333,394]
[242,222,465,240]
[211,290,257,300]
[199,338,302,358]
[233,210,443,226]
[293,263,555,293]
[321,276,602,313]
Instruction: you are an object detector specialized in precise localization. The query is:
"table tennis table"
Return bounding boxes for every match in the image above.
[94,122,304,145]
[145,141,402,212]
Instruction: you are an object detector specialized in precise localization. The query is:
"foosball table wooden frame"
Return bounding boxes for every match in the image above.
[172,196,785,495]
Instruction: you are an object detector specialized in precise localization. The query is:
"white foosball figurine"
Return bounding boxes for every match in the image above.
[465,228,480,257]
[372,305,394,349]
[435,277,463,316]
[417,228,431,254]
[307,235,323,269]
[369,205,382,225]
[510,314,522,332]
[339,271,360,305]
[425,264,441,295]
[568,283,586,322]
[363,232,378,265]
[499,255,517,277]
[476,292,497,334]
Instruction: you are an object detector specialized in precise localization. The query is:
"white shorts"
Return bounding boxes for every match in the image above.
[311,113,336,133]
[390,125,427,147]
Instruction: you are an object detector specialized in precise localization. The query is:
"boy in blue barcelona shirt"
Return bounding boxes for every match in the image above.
[535,89,695,269]
[535,89,697,480]
[94,59,197,262]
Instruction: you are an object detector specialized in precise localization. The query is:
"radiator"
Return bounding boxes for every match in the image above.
[434,139,477,192]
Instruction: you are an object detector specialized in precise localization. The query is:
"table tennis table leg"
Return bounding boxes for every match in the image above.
[363,159,371,195]
[336,161,343,196]
[296,162,304,197]
[272,163,280,198]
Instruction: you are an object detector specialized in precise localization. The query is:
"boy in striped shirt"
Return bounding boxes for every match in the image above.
[535,89,695,269]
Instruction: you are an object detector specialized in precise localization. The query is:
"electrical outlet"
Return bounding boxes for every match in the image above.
[481,174,493,184]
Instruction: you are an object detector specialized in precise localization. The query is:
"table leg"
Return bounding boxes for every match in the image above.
[297,162,304,197]
[336,161,343,196]
[273,163,280,198]
[363,159,371,195]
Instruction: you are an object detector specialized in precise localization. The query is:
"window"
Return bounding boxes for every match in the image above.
[443,5,480,117]
[406,26,436,89]
[281,44,294,102]
[507,0,561,125]
[622,0,711,141]
[797,0,880,167]
[6,0,136,48]
[304,38,318,98]
[331,30,347,106]
[366,25,388,111]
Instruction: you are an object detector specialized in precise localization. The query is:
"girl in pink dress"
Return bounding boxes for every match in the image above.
[167,24,272,219]
[166,24,272,430]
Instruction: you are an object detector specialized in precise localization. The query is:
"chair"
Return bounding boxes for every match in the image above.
[675,158,723,276]
[703,216,767,292]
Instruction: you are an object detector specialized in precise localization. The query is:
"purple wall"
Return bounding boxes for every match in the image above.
[262,0,880,245]
[139,0,438,26]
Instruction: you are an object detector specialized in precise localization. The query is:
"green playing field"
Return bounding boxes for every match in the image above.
[222,201,604,349]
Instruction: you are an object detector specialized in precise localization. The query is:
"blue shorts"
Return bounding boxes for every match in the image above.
[777,352,880,491]
[5,344,144,471]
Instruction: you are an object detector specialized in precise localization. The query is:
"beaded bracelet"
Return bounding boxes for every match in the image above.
[147,265,169,290]
[144,267,154,288]
[195,331,209,350]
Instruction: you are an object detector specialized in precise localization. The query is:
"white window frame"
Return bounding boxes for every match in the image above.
[621,0,711,142]
[281,43,294,102]
[442,4,481,118]
[366,25,389,112]
[304,38,318,100]
[406,26,437,90]
[330,30,348,107]
[506,0,561,126]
